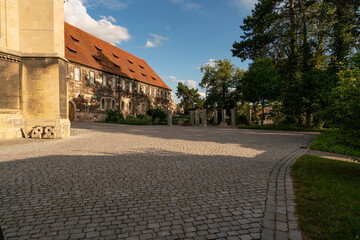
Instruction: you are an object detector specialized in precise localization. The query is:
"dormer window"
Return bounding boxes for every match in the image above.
[71,36,79,43]
[93,56,101,63]
[67,47,77,55]
[152,77,156,81]
[141,73,147,77]
[139,65,144,69]
[114,63,120,69]
[128,60,133,64]
[129,69,135,74]
[113,54,119,59]
[95,45,102,52]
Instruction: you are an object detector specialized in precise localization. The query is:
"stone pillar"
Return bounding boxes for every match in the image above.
[195,110,200,126]
[247,109,252,125]
[167,110,172,126]
[213,110,218,124]
[201,109,207,127]
[190,110,195,125]
[221,109,226,123]
[231,109,236,127]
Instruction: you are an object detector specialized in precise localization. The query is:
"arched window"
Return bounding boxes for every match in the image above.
[101,98,106,110]
[111,99,116,110]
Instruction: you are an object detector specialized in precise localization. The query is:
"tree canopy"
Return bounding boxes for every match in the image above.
[175,82,204,114]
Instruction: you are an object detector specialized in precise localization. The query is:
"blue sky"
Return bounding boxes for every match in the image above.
[64,0,256,103]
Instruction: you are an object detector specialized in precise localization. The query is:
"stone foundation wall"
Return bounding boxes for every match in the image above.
[0,110,24,139]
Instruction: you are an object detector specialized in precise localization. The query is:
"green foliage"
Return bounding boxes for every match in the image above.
[236,114,249,125]
[292,155,360,239]
[105,110,123,122]
[310,130,360,157]
[136,114,147,120]
[176,82,204,114]
[238,124,320,132]
[146,107,167,124]
[242,58,281,124]
[200,59,243,110]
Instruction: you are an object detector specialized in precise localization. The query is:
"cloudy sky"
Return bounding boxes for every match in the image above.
[64,0,256,103]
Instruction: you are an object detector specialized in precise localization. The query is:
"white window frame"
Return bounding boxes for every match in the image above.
[122,79,125,91]
[154,88,156,96]
[74,67,80,81]
[102,74,107,86]
[129,82,133,93]
[89,71,95,84]
[143,85,146,94]
[112,77,116,88]
[149,87,152,96]
[137,83,140,93]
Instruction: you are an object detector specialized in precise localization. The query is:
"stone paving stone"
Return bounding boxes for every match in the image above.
[0,122,315,239]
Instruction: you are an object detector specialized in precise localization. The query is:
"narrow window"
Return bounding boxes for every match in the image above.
[149,87,152,95]
[139,65,144,69]
[112,77,116,88]
[89,71,95,84]
[128,59,133,64]
[67,47,77,55]
[152,77,156,81]
[93,56,101,63]
[114,63,120,69]
[129,82,133,93]
[129,68,135,74]
[142,73,147,77]
[74,67,80,81]
[71,35,79,43]
[101,98,106,110]
[154,88,156,96]
[102,74,107,86]
[95,45,102,52]
[137,84,140,93]
[143,85,146,94]
[113,53,119,59]
[122,79,125,91]
[111,99,116,110]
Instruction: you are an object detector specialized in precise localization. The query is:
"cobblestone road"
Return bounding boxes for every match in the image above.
[0,122,315,239]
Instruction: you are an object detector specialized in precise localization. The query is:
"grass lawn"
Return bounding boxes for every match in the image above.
[291,155,360,240]
[310,130,360,157]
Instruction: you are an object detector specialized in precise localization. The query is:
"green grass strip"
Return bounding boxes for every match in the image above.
[292,155,360,240]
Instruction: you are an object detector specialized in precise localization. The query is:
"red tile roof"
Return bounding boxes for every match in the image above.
[64,22,171,90]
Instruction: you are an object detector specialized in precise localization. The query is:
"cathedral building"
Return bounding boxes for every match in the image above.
[0,0,173,139]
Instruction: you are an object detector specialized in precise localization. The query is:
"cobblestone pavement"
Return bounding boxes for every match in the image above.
[0,122,316,240]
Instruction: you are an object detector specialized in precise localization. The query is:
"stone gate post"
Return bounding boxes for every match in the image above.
[201,109,207,127]
[190,111,195,125]
[231,109,236,127]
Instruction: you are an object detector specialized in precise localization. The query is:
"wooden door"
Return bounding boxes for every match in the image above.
[69,102,74,121]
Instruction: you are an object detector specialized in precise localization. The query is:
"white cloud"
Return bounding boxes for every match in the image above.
[164,76,198,89]
[64,0,131,45]
[170,0,200,10]
[229,0,258,10]
[144,34,169,48]
[198,58,216,69]
[198,92,206,99]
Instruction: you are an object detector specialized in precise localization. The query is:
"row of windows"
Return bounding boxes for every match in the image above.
[73,67,169,98]
[100,98,147,113]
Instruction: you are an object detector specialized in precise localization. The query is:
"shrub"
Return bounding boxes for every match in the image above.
[106,110,123,122]
[236,114,249,125]
[136,114,147,120]
[146,107,167,124]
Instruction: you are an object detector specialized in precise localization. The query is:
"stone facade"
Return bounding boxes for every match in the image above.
[0,0,70,139]
[67,63,172,121]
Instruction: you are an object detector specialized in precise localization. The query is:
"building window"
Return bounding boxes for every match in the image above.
[113,53,119,59]
[102,75,107,86]
[129,101,132,111]
[129,82,133,93]
[101,98,106,110]
[154,88,156,96]
[149,87,152,95]
[95,45,102,52]
[71,35,79,43]
[121,101,125,110]
[89,71,95,84]
[141,73,147,77]
[67,47,77,55]
[114,63,120,69]
[137,84,140,93]
[93,56,101,63]
[128,59,133,64]
[122,79,125,91]
[112,77,116,88]
[139,65,144,69]
[74,67,80,81]
[111,99,116,110]
[143,85,146,94]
